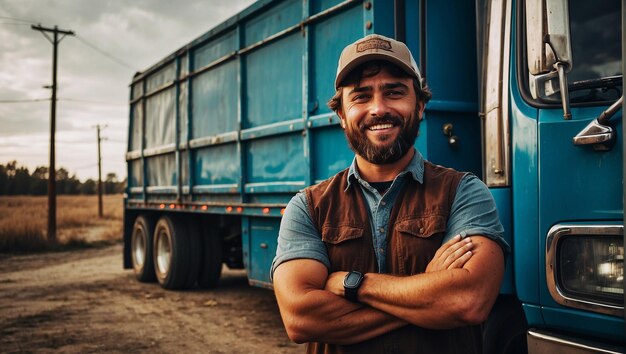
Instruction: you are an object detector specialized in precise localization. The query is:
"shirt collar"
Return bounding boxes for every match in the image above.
[345,149,425,192]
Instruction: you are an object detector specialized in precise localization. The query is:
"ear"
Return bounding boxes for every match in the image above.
[417,101,425,120]
[337,110,346,129]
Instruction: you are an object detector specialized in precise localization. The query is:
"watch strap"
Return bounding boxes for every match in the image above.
[343,271,364,302]
[345,285,359,302]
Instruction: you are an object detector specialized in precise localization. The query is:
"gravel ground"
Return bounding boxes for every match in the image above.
[0,243,303,354]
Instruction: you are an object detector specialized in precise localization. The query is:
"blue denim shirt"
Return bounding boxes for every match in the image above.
[271,150,508,276]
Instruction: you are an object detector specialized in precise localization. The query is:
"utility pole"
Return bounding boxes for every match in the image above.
[96,124,107,218]
[31,24,75,242]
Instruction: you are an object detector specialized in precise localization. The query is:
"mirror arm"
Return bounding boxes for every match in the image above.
[554,62,572,120]
[598,95,624,125]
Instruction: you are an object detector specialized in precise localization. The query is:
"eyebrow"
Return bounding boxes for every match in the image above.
[347,81,409,96]
[381,82,409,91]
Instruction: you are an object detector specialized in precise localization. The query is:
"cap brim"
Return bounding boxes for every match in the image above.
[334,52,418,89]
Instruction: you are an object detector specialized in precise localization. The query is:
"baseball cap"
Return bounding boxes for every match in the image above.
[334,34,423,90]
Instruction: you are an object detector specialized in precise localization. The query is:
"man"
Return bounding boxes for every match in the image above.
[271,34,508,354]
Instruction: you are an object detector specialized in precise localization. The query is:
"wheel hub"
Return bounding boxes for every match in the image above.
[156,230,172,275]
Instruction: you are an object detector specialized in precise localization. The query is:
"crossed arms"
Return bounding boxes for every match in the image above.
[272,235,504,345]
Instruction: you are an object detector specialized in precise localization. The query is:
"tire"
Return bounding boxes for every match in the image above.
[131,215,156,282]
[195,222,223,289]
[482,296,528,354]
[153,215,201,290]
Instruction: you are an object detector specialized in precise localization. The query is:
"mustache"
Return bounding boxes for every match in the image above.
[358,114,404,130]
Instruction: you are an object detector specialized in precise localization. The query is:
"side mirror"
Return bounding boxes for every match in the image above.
[526,0,573,119]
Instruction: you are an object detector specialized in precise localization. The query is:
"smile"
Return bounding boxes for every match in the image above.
[368,123,395,131]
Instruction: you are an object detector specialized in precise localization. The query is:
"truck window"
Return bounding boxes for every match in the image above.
[567,0,622,103]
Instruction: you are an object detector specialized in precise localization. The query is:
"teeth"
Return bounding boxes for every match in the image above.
[369,123,394,131]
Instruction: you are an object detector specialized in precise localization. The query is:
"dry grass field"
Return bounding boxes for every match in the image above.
[0,194,123,253]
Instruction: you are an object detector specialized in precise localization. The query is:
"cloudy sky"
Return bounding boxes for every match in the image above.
[0,0,256,181]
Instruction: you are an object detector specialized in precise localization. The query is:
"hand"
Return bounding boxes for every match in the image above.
[425,235,474,273]
[324,271,349,297]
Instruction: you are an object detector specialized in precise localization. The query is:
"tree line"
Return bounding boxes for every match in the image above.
[0,161,125,195]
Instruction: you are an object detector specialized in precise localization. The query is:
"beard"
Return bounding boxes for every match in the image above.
[344,111,420,165]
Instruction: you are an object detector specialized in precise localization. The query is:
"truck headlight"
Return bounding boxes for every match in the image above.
[547,224,624,316]
[560,236,623,302]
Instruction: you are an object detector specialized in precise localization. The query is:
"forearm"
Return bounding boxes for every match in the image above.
[281,288,407,344]
[273,259,407,345]
[359,237,504,328]
[359,270,477,329]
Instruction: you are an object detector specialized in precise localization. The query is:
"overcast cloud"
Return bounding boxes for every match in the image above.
[0,0,255,181]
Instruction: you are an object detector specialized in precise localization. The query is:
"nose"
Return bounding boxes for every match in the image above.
[368,93,389,117]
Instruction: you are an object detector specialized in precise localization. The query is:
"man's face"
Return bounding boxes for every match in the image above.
[339,67,424,165]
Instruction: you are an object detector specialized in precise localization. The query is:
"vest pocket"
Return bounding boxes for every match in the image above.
[321,225,364,244]
[395,215,446,238]
[394,216,447,274]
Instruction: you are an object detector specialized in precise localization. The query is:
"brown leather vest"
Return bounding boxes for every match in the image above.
[304,161,481,354]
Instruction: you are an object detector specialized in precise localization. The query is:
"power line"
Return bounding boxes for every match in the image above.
[75,35,138,71]
[0,98,49,103]
[3,18,138,71]
[0,97,126,106]
[0,22,33,26]
[0,15,37,24]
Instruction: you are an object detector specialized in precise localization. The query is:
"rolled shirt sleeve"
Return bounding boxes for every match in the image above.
[445,174,510,253]
[271,192,330,280]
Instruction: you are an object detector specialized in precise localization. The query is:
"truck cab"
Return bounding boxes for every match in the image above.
[491,0,624,352]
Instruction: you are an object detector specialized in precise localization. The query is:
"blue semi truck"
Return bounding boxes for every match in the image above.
[123,0,624,352]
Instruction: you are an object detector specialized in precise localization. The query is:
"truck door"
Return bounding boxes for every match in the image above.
[523,0,625,348]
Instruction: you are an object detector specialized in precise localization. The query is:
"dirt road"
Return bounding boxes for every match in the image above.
[0,243,303,353]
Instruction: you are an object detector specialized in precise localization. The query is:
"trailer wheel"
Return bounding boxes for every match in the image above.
[131,215,156,282]
[153,215,201,290]
[482,296,528,354]
[195,223,223,289]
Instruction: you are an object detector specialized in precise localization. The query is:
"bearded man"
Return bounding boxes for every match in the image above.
[271,34,509,354]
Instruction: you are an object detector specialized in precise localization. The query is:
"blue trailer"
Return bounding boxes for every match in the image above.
[123,0,624,352]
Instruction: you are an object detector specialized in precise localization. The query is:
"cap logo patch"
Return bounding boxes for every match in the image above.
[356,38,392,52]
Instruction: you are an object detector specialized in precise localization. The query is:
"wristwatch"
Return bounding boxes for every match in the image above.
[343,270,364,302]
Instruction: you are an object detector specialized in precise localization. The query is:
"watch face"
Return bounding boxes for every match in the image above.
[345,271,363,288]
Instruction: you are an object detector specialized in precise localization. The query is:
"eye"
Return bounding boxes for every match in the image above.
[385,90,404,98]
[351,94,370,103]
